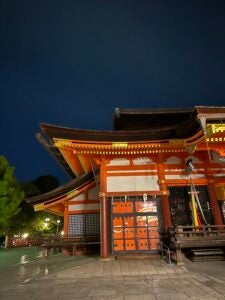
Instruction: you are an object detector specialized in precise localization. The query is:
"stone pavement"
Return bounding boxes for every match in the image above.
[1,256,225,299]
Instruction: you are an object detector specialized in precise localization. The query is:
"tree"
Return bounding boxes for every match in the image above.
[21,181,40,198]
[10,176,60,241]
[9,200,36,235]
[29,212,63,238]
[5,182,40,237]
[34,175,59,194]
[0,155,24,246]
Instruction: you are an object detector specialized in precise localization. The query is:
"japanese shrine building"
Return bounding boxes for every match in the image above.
[27,106,225,259]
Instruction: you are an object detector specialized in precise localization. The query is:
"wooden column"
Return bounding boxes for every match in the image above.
[207,183,223,225]
[64,201,69,237]
[157,163,172,232]
[99,159,109,259]
[62,201,69,255]
[205,164,223,225]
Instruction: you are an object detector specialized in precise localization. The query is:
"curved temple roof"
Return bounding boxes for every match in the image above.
[36,106,225,179]
[40,106,225,142]
[27,106,225,210]
[40,107,198,142]
[26,171,95,205]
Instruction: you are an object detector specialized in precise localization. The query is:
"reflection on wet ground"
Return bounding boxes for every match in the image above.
[1,248,225,299]
[0,247,96,288]
[20,254,29,264]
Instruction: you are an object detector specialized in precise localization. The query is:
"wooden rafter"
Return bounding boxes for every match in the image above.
[77,154,92,173]
[58,148,84,176]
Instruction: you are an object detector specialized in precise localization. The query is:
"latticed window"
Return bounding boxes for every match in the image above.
[168,186,213,226]
[68,213,100,238]
[219,201,225,223]
[168,186,192,226]
[197,186,213,224]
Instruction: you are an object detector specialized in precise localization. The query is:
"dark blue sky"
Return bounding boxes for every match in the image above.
[1,0,225,183]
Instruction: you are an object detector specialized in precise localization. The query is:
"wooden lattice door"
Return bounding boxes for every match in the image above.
[111,196,160,253]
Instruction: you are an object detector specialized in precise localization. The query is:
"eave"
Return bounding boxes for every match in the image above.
[37,106,225,177]
[26,172,96,214]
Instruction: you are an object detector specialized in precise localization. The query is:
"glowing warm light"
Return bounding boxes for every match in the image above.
[61,230,64,236]
[22,233,29,239]
[45,218,50,222]
[44,222,48,228]
[57,220,61,224]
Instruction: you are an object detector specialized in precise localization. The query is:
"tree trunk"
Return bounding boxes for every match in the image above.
[4,234,9,248]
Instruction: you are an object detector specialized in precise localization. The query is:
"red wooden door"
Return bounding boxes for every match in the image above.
[112,196,160,253]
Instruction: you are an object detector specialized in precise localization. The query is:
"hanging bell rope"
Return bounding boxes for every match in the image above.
[186,159,208,225]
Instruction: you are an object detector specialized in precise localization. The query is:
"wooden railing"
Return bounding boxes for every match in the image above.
[41,235,100,256]
[169,225,225,244]
[168,225,225,265]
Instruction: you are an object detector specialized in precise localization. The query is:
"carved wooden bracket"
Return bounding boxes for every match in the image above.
[214,148,225,157]
[99,192,106,198]
[151,154,166,164]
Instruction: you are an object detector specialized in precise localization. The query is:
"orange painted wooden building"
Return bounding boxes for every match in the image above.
[27,107,225,258]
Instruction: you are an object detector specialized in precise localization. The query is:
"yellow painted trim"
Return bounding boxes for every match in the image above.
[112,142,128,148]
[169,139,184,146]
[191,194,199,226]
[206,124,225,136]
[66,190,79,198]
[215,185,225,200]
[77,155,89,173]
[34,203,45,211]
[185,145,197,154]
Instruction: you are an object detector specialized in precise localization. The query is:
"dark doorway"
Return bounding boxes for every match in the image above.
[168,186,213,226]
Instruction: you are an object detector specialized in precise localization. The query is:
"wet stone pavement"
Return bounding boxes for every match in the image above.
[1,249,225,300]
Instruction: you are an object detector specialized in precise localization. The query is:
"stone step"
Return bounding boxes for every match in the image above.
[114,253,161,260]
[186,247,225,261]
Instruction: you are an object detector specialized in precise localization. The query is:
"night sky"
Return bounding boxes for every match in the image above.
[1,0,225,184]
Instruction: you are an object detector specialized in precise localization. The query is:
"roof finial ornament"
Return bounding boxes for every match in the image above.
[115,107,120,117]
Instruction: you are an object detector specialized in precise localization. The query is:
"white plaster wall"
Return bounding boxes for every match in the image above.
[185,156,202,163]
[164,168,185,172]
[68,203,100,211]
[69,192,85,202]
[165,156,182,164]
[133,157,154,165]
[107,175,159,192]
[107,158,130,166]
[165,174,205,180]
[107,169,157,174]
[88,186,98,200]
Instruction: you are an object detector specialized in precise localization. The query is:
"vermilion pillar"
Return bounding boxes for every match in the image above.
[64,202,69,237]
[207,181,223,225]
[205,164,223,225]
[157,163,172,232]
[62,202,70,255]
[99,160,109,259]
